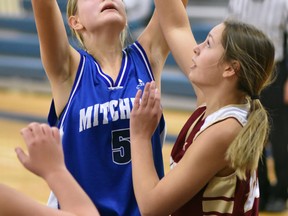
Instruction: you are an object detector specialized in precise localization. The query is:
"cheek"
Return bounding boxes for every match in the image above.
[199,52,220,68]
[189,62,222,86]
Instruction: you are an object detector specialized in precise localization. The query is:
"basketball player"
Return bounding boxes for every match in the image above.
[129,0,275,214]
[0,18,273,216]
[0,122,100,216]
[30,0,184,215]
[228,0,288,211]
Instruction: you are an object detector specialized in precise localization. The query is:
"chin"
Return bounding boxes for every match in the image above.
[106,14,126,25]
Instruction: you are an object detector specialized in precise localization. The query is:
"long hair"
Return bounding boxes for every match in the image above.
[66,0,129,50]
[221,20,275,179]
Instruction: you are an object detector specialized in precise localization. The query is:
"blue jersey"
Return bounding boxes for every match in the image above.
[48,41,166,216]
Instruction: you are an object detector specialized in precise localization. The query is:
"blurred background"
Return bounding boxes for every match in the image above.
[0,0,227,98]
[0,0,286,215]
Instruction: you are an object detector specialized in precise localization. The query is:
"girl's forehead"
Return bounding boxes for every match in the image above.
[210,23,225,36]
[208,23,225,41]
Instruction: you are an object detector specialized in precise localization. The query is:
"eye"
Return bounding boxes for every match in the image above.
[205,39,211,48]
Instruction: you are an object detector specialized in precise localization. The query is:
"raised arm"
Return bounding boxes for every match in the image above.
[153,0,195,75]
[153,0,204,105]
[14,123,100,216]
[31,0,80,115]
[136,8,170,88]
[137,0,190,89]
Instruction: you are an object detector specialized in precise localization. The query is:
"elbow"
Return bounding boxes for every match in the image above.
[139,209,163,216]
[137,199,167,216]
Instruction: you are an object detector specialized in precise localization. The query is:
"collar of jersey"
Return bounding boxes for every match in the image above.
[93,50,129,89]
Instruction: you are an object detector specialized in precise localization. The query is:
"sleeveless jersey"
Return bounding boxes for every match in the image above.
[170,104,260,215]
[47,41,166,216]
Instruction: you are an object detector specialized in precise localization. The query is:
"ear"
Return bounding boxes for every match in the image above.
[68,15,84,31]
[223,60,240,78]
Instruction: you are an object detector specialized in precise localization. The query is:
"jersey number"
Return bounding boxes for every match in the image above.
[112,129,131,165]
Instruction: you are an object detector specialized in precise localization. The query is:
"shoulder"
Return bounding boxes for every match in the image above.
[201,104,249,133]
[193,105,248,156]
[194,104,248,145]
[200,117,242,145]
[180,118,241,185]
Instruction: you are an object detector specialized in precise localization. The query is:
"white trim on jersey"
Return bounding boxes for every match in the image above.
[94,50,128,88]
[244,170,260,212]
[194,103,249,141]
[134,42,154,81]
[60,56,86,130]
[94,61,113,87]
[117,50,128,87]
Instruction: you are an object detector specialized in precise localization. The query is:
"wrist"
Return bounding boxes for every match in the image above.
[44,166,68,184]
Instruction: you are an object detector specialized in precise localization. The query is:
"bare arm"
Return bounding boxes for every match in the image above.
[136,8,170,88]
[14,123,100,216]
[153,0,195,76]
[130,83,241,215]
[153,0,205,105]
[31,0,80,115]
[0,183,76,216]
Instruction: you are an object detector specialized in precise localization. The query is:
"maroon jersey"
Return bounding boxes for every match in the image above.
[170,105,259,216]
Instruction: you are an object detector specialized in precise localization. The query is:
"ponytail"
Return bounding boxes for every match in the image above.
[226,98,270,180]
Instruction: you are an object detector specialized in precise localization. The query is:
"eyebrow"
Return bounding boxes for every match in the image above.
[208,33,213,40]
[207,33,215,44]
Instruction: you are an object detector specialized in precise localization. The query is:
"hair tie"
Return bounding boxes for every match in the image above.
[251,95,260,100]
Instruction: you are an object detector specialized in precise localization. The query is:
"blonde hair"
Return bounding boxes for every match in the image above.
[66,0,128,50]
[221,20,275,180]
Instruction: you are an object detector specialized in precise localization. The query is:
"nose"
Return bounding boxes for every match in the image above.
[193,44,200,55]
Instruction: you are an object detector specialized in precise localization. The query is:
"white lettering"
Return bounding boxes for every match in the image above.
[93,104,99,127]
[79,106,93,132]
[119,98,131,119]
[79,98,134,132]
[100,102,110,124]
[110,100,119,121]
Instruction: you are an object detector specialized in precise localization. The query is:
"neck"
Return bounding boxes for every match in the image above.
[86,40,123,81]
[203,91,246,118]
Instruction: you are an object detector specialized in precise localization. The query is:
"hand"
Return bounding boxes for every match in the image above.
[15,122,66,180]
[130,81,162,140]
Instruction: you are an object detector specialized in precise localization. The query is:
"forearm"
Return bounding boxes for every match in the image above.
[31,0,71,74]
[154,0,189,31]
[0,184,41,216]
[45,169,100,216]
[31,0,68,49]
[154,0,197,81]
[0,184,75,216]
[131,136,160,214]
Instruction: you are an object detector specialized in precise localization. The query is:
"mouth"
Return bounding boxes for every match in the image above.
[101,3,117,12]
[190,58,196,69]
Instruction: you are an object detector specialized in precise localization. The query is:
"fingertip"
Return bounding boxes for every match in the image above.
[15,147,23,156]
[15,147,20,154]
[144,82,151,90]
[15,147,25,163]
[133,90,142,108]
[155,88,161,98]
[137,89,142,95]
[51,127,60,141]
[20,127,27,135]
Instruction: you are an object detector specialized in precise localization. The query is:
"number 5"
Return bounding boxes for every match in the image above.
[112,129,131,165]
